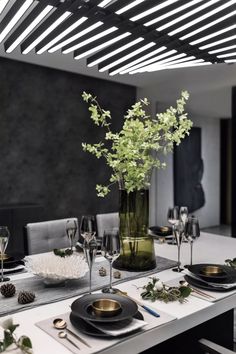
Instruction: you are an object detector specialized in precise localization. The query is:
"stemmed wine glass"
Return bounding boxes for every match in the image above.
[167,206,179,244]
[172,221,184,272]
[80,215,97,294]
[0,226,10,282]
[180,206,188,242]
[185,216,200,266]
[66,219,77,251]
[101,230,120,294]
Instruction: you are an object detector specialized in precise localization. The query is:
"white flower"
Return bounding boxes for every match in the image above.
[154,280,163,291]
[0,318,13,330]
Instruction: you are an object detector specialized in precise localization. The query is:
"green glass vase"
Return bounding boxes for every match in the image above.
[114,189,156,271]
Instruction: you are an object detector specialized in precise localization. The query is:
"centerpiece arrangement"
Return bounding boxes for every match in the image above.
[82,91,192,271]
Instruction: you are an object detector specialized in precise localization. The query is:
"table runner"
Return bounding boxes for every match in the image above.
[0,256,176,317]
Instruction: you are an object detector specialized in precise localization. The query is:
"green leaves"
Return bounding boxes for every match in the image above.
[140,277,192,303]
[53,248,73,257]
[82,90,192,197]
[225,258,236,268]
[0,319,32,353]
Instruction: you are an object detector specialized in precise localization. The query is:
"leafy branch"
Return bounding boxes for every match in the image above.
[0,319,33,353]
[82,91,192,197]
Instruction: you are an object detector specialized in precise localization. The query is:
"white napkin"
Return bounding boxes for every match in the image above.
[85,318,147,337]
[184,269,236,289]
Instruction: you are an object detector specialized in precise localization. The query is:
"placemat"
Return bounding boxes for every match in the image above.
[0,256,176,316]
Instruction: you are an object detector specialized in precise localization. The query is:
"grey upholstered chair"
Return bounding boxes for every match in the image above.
[96,212,119,240]
[26,218,79,255]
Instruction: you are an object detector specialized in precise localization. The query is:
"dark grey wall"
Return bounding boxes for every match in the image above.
[0,57,136,223]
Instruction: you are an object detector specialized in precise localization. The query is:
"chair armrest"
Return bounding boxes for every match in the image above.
[199,338,235,354]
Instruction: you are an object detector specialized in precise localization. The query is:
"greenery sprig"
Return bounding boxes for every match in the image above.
[82,91,192,197]
[53,248,73,257]
[140,277,191,304]
[225,258,236,268]
[0,318,32,353]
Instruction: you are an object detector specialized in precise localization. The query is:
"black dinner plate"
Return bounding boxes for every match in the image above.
[187,264,236,283]
[69,311,144,338]
[185,275,236,292]
[149,226,172,237]
[71,294,138,323]
[2,254,25,269]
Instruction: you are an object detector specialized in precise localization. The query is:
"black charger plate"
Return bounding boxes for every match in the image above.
[2,254,24,269]
[185,275,236,292]
[70,311,144,338]
[71,294,138,323]
[188,264,236,283]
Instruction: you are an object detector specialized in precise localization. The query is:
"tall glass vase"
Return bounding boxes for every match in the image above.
[114,189,156,271]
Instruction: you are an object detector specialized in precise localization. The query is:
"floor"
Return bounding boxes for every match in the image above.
[202,224,231,237]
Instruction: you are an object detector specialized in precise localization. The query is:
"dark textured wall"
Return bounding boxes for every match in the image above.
[0,57,136,223]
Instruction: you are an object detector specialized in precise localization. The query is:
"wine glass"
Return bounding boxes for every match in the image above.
[172,221,184,272]
[0,226,10,282]
[185,216,200,266]
[66,219,77,251]
[101,230,120,294]
[80,215,96,245]
[167,206,179,244]
[84,237,97,294]
[180,206,188,242]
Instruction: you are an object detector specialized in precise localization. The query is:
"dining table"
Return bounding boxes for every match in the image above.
[1,231,236,354]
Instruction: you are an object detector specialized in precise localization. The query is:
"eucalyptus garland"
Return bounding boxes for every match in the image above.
[140,277,192,304]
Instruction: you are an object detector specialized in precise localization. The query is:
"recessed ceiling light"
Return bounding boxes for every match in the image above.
[199,35,236,50]
[37,16,88,54]
[217,52,236,58]
[145,0,204,27]
[129,61,212,74]
[49,21,103,53]
[138,58,204,73]
[209,45,236,54]
[74,32,131,60]
[180,10,236,40]
[63,26,118,54]
[116,0,146,15]
[167,0,234,36]
[22,10,72,54]
[0,0,33,44]
[130,0,179,22]
[225,59,236,63]
[190,24,236,45]
[109,46,167,75]
[100,42,156,72]
[98,0,113,7]
[6,4,54,53]
[87,37,144,67]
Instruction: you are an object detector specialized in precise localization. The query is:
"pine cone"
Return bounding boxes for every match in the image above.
[1,283,16,297]
[18,291,35,304]
[113,270,121,279]
[99,266,107,276]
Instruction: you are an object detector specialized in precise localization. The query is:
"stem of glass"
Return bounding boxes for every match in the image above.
[190,241,193,265]
[1,256,3,282]
[177,245,181,272]
[109,261,112,290]
[89,265,92,294]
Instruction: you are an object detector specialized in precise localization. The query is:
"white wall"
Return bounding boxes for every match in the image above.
[138,63,236,228]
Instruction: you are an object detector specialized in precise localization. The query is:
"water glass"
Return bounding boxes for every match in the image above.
[66,219,77,251]
[185,216,200,266]
[0,226,10,282]
[172,221,184,272]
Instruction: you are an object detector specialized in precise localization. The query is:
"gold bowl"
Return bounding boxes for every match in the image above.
[201,265,225,276]
[92,299,121,317]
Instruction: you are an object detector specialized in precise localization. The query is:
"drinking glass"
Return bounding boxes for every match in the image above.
[172,221,184,272]
[66,219,77,251]
[0,226,10,282]
[80,215,96,245]
[84,238,97,294]
[101,230,120,294]
[185,217,200,266]
[167,206,179,244]
[180,206,188,242]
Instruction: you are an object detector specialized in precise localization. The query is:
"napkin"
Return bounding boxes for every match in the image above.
[184,270,236,289]
[85,317,147,337]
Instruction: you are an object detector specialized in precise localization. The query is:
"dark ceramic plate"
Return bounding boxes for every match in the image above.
[185,275,236,292]
[70,311,144,338]
[188,264,236,283]
[149,226,172,237]
[71,294,138,323]
[3,254,24,269]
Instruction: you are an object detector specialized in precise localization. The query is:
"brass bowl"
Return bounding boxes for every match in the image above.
[201,265,225,276]
[92,299,121,318]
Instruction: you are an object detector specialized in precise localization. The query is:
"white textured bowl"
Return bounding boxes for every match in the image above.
[25,253,88,283]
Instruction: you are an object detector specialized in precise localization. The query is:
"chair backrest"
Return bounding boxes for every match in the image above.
[96,213,119,239]
[26,218,79,255]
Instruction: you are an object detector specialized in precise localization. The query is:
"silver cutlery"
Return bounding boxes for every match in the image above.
[179,280,216,299]
[53,318,91,348]
[58,331,80,349]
